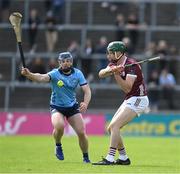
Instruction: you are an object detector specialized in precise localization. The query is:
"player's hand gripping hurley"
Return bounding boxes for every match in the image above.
[9,12,26,67]
[108,56,160,76]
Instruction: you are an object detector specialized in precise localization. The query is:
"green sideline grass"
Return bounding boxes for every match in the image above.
[0,136,179,173]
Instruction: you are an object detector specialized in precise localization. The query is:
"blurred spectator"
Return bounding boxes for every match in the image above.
[145,42,157,74]
[101,1,109,8]
[159,68,176,110]
[45,11,58,52]
[126,13,139,54]
[156,40,168,56]
[18,57,46,81]
[128,1,140,15]
[0,0,10,23]
[0,73,3,80]
[156,40,169,70]
[95,36,109,83]
[67,40,80,67]
[115,13,125,41]
[145,42,156,57]
[175,3,180,25]
[52,0,65,24]
[100,1,120,13]
[95,36,108,69]
[148,70,159,112]
[169,45,178,56]
[101,1,139,14]
[81,38,94,82]
[28,9,40,54]
[29,57,46,74]
[47,58,58,71]
[44,0,52,13]
[122,37,134,55]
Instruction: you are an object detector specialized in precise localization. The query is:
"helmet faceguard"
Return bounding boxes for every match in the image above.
[107,41,127,62]
[58,52,73,61]
[58,52,73,72]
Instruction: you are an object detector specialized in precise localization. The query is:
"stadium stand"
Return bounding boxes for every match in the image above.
[0,0,180,112]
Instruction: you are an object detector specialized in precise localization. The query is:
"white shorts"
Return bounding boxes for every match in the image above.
[120,96,149,116]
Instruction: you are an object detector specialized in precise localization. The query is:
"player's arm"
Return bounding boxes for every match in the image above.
[79,84,91,113]
[99,66,113,78]
[99,65,124,78]
[21,67,50,83]
[114,73,136,93]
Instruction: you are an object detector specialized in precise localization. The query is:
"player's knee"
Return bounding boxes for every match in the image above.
[53,126,64,133]
[76,128,86,138]
[53,122,64,131]
[52,128,64,137]
[108,123,120,132]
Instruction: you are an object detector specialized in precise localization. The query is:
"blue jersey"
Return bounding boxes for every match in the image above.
[48,68,87,107]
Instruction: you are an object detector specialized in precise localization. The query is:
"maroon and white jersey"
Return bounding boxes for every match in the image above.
[109,56,147,99]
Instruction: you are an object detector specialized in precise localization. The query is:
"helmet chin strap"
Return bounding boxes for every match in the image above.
[114,52,124,61]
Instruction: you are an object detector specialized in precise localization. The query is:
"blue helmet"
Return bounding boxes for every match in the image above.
[58,52,73,60]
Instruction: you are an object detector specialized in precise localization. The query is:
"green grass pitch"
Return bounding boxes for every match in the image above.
[0,136,179,173]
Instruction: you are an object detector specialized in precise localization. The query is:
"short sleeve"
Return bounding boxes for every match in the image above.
[77,70,87,86]
[47,69,57,81]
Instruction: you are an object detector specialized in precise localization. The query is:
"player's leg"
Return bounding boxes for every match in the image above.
[110,96,149,165]
[93,96,149,165]
[116,126,130,164]
[67,113,90,163]
[108,106,137,165]
[51,111,65,160]
[92,105,136,165]
[92,105,127,165]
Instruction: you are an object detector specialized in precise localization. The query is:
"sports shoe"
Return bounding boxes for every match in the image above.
[92,157,115,165]
[83,157,91,163]
[55,145,64,160]
[115,158,131,165]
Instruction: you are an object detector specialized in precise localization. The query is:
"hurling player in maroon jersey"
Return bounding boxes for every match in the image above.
[92,41,149,165]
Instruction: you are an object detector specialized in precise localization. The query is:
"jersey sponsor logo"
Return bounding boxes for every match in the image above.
[71,78,77,84]
[134,98,141,107]
[68,78,78,88]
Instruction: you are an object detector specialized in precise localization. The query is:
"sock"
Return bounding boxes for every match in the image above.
[83,153,89,159]
[56,143,62,147]
[118,148,128,160]
[106,147,116,162]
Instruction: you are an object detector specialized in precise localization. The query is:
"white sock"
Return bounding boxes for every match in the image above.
[119,154,128,161]
[118,147,128,161]
[106,154,115,162]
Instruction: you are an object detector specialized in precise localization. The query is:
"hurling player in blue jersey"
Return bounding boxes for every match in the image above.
[21,52,91,163]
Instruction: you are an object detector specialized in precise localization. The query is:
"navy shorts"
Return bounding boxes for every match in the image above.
[50,103,80,118]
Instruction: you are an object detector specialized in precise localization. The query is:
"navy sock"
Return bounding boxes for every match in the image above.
[83,153,89,158]
[56,143,61,147]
